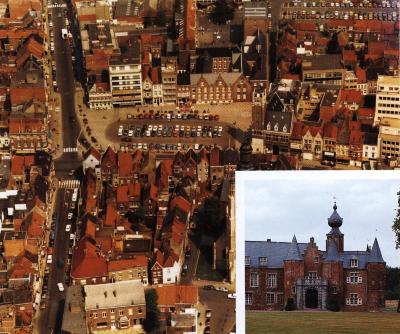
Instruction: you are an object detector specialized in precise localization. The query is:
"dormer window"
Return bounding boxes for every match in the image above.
[274,123,279,131]
[266,122,271,131]
[283,125,287,132]
[245,256,250,266]
[258,257,267,266]
[350,259,358,268]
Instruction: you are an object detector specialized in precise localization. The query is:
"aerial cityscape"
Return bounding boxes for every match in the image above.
[0,0,399,333]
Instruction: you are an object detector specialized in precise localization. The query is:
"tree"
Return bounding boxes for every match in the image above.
[125,207,145,231]
[198,196,222,235]
[393,189,400,249]
[326,33,341,54]
[285,298,296,311]
[143,289,160,333]
[209,0,234,25]
[154,10,167,27]
[326,295,340,312]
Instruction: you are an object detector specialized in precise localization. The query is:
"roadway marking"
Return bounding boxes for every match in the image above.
[58,180,80,189]
[63,147,78,153]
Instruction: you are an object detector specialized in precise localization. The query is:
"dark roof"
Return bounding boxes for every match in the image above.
[327,203,343,228]
[363,132,378,146]
[221,148,239,166]
[177,71,190,85]
[325,240,341,262]
[286,235,303,261]
[265,111,293,133]
[246,240,308,268]
[123,238,151,254]
[302,54,343,71]
[368,238,385,263]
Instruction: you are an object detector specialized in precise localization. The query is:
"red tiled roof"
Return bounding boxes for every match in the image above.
[26,37,44,58]
[349,129,363,145]
[339,89,363,105]
[151,67,161,84]
[84,146,101,161]
[118,152,133,177]
[154,249,179,268]
[108,256,148,272]
[209,147,220,166]
[9,0,42,19]
[355,66,367,83]
[10,87,46,105]
[170,196,191,214]
[9,118,44,134]
[104,201,118,227]
[85,173,97,214]
[71,236,107,279]
[291,122,303,140]
[11,155,35,175]
[357,107,374,118]
[158,159,172,191]
[85,219,96,239]
[95,236,112,253]
[171,218,185,245]
[156,285,198,306]
[343,50,357,63]
[26,211,44,238]
[302,125,322,137]
[323,122,338,139]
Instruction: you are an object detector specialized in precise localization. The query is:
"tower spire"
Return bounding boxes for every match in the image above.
[368,238,385,263]
[285,235,302,261]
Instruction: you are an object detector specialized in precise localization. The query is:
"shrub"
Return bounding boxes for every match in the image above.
[285,298,296,311]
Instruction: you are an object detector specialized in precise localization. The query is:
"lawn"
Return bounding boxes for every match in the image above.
[195,246,225,281]
[246,308,400,334]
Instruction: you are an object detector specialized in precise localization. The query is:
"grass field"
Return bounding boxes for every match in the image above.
[246,301,400,334]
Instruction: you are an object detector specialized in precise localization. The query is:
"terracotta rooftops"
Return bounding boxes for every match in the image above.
[108,256,148,271]
[156,285,198,306]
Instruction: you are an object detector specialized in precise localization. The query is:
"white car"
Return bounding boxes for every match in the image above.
[65,224,71,232]
[46,254,52,264]
[57,283,64,292]
[216,286,228,292]
[67,212,73,220]
[228,293,236,299]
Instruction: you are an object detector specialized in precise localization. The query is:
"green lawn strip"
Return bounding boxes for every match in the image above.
[246,311,400,334]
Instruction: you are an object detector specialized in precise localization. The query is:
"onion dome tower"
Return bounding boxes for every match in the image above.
[326,202,344,252]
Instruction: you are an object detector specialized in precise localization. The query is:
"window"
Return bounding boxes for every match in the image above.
[350,259,358,268]
[259,257,267,266]
[266,293,275,305]
[119,310,124,316]
[110,309,115,314]
[250,272,259,287]
[93,312,98,319]
[314,256,319,264]
[245,256,250,265]
[267,273,277,288]
[102,311,107,318]
[292,285,296,294]
[308,271,317,280]
[245,292,253,305]
[348,272,362,284]
[347,293,362,305]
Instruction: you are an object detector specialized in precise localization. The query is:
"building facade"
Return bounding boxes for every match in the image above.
[374,76,400,126]
[245,204,386,312]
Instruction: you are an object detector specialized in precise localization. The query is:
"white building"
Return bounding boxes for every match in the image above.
[374,75,400,125]
[161,57,177,105]
[88,82,113,109]
[109,40,143,106]
[378,117,400,160]
[82,147,101,172]
[362,133,379,160]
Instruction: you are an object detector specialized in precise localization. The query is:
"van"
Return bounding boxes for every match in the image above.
[57,283,64,292]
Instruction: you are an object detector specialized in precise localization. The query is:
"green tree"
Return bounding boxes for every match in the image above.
[199,196,222,235]
[143,289,160,333]
[285,298,296,311]
[209,0,234,25]
[154,10,167,27]
[393,189,400,249]
[125,207,145,231]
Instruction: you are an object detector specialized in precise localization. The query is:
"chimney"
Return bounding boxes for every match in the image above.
[104,291,107,298]
[113,290,116,297]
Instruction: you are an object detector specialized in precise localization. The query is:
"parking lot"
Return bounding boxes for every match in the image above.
[106,119,236,152]
[281,0,399,20]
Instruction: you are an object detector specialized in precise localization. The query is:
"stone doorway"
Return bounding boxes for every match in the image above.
[305,288,319,308]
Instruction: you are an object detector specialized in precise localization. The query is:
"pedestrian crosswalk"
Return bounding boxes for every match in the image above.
[63,147,78,153]
[59,179,80,189]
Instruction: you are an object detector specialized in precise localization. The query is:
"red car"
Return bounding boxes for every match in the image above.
[214,114,220,121]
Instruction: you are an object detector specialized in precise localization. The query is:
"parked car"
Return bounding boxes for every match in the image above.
[203,285,215,290]
[57,283,65,292]
[216,286,229,292]
[228,293,236,299]
[65,224,71,232]
[46,254,52,264]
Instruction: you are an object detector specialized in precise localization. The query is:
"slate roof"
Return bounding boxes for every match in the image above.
[246,240,384,269]
[265,111,293,133]
[368,238,385,263]
[325,240,341,262]
[286,235,303,261]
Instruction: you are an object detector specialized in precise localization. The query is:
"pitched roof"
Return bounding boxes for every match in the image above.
[153,249,179,268]
[108,256,148,272]
[71,236,108,279]
[323,122,338,139]
[325,240,341,262]
[156,285,198,306]
[170,196,191,215]
[368,238,385,263]
[84,280,145,310]
[104,201,118,227]
[285,235,303,261]
[118,152,133,177]
[83,147,101,161]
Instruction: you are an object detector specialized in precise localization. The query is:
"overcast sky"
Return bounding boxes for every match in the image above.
[242,173,400,267]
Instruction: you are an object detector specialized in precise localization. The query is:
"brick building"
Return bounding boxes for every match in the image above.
[245,203,385,312]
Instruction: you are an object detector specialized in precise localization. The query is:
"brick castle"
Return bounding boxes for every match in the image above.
[245,203,386,311]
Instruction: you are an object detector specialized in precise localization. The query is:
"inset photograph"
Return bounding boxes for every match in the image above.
[236,171,400,334]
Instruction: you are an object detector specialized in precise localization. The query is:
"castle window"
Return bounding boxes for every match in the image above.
[250,272,259,287]
[266,293,275,305]
[267,273,277,288]
[347,272,362,284]
[346,293,362,305]
[350,259,358,268]
[245,256,250,266]
[331,286,337,294]
[314,256,319,264]
[259,257,268,266]
[308,271,317,280]
[292,285,296,294]
[245,292,253,305]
